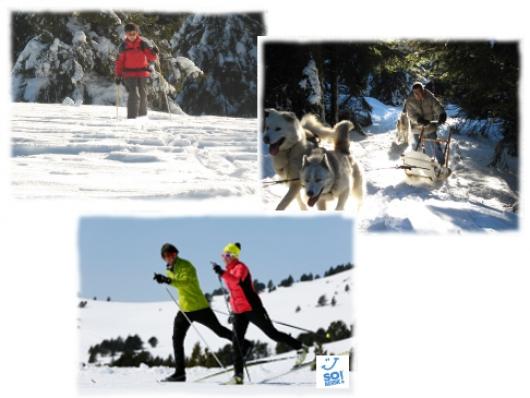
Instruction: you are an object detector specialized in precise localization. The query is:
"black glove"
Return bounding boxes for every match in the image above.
[153,273,171,284]
[417,117,430,126]
[115,77,122,85]
[212,263,224,276]
[438,111,447,124]
[151,46,159,55]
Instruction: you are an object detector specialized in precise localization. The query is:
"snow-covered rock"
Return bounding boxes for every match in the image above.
[170,14,264,117]
[62,96,75,105]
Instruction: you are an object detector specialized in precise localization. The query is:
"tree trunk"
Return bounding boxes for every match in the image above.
[330,49,338,125]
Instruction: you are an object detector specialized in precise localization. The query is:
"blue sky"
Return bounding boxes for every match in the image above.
[78,216,354,302]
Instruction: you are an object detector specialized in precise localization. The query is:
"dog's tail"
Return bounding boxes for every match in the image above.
[351,159,365,212]
[301,114,335,141]
[334,120,354,154]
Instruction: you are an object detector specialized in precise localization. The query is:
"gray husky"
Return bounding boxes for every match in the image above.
[300,120,365,211]
[263,109,335,210]
[396,111,411,145]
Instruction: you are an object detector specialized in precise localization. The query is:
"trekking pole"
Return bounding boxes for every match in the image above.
[212,263,252,383]
[164,287,225,369]
[115,83,120,120]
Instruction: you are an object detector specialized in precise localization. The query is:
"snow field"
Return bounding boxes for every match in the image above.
[12,103,258,200]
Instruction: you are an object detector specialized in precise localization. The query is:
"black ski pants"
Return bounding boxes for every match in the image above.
[232,310,302,376]
[173,307,233,376]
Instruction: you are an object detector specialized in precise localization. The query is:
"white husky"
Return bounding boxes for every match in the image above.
[300,120,365,211]
[263,109,335,210]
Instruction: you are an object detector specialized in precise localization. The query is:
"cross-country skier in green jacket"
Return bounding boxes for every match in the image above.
[153,243,251,382]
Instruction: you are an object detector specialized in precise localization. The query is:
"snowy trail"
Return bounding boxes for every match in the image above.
[262,98,518,233]
[11,103,258,200]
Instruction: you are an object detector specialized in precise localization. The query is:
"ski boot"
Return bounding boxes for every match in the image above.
[294,345,309,368]
[161,372,186,382]
[223,374,244,385]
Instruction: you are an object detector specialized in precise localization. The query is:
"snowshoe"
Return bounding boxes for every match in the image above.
[161,372,186,382]
[293,345,309,368]
[223,375,244,385]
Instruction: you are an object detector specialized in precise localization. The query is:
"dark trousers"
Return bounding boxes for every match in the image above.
[173,307,233,376]
[124,77,147,119]
[232,310,302,376]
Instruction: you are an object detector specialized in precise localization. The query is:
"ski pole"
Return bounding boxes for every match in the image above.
[164,287,225,369]
[213,265,251,383]
[210,308,316,335]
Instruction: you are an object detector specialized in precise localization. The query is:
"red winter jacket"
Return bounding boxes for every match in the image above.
[115,36,157,78]
[221,259,264,314]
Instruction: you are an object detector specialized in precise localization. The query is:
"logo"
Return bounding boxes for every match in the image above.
[316,355,350,389]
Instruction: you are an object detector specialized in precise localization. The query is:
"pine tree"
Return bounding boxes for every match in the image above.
[253,279,266,293]
[148,336,158,348]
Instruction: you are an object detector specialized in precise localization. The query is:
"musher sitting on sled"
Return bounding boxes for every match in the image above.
[154,243,252,383]
[115,22,159,119]
[404,82,447,165]
[212,242,308,385]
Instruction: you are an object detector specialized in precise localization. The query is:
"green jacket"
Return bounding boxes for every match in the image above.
[166,257,209,312]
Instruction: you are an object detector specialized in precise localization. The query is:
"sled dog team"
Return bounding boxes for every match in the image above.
[153,242,309,385]
[264,82,447,210]
[264,109,365,211]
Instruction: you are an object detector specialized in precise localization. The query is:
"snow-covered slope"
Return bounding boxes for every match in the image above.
[79,270,353,362]
[79,339,352,392]
[262,98,518,233]
[11,103,257,199]
[78,271,353,390]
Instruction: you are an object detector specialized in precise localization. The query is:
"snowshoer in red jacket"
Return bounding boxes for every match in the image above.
[212,242,308,385]
[115,23,158,119]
